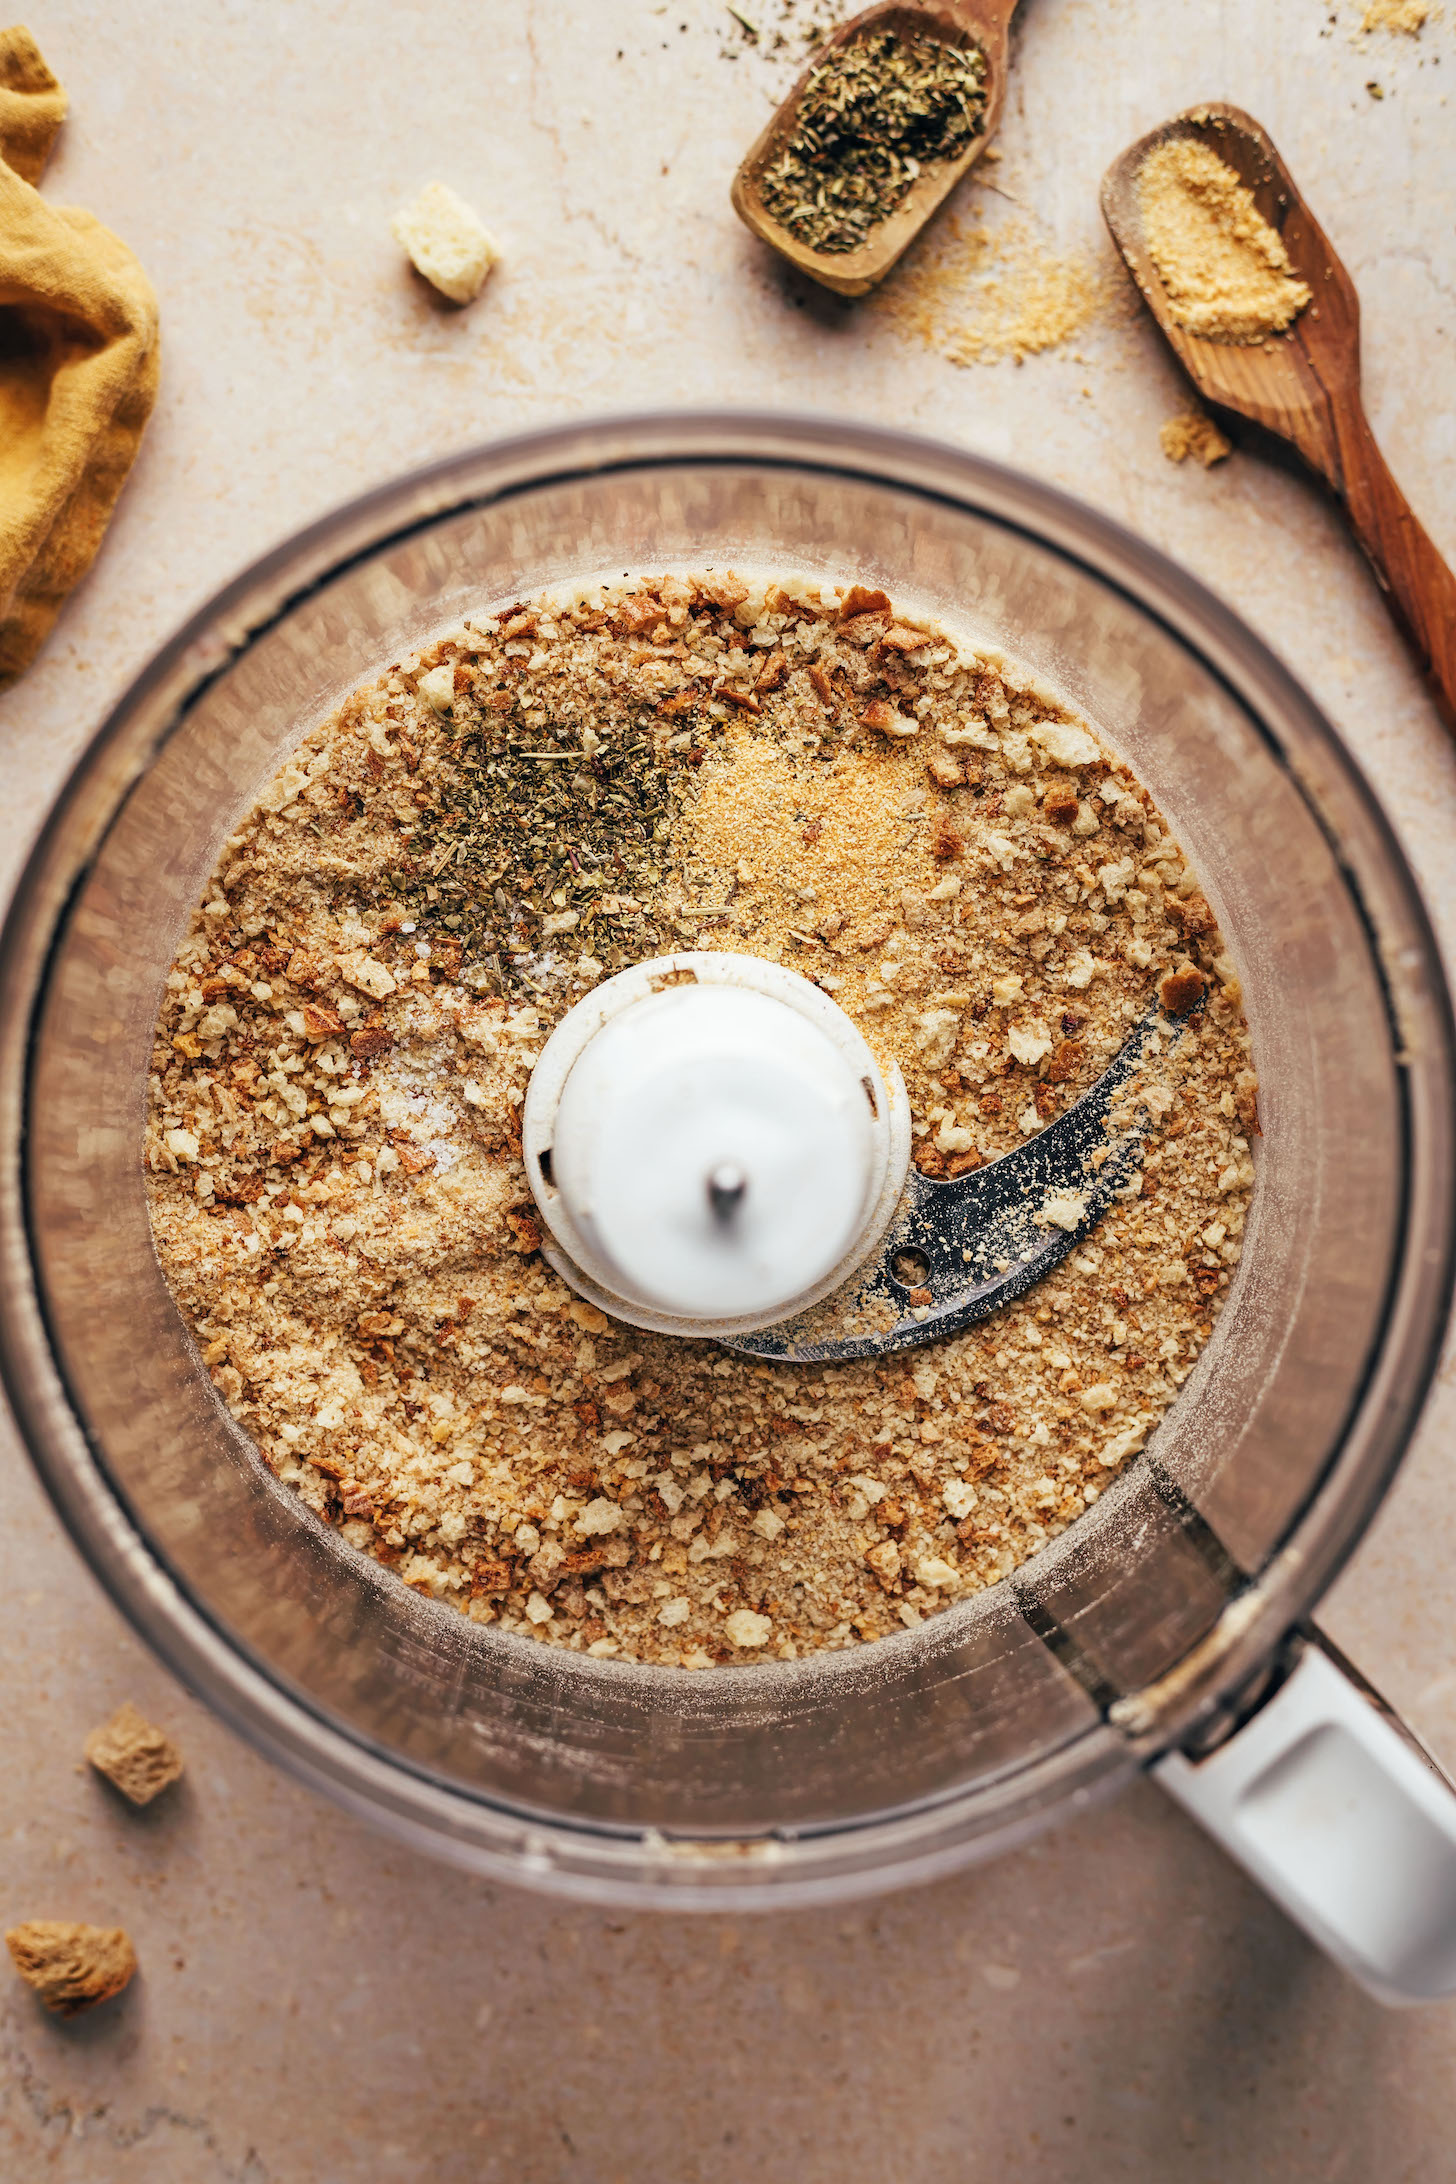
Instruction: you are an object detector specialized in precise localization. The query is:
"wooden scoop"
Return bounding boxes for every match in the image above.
[731,0,1020,298]
[1102,103,1456,732]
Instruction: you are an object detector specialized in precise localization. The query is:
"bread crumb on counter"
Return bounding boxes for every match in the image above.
[391,182,497,305]
[84,1702,183,1807]
[5,1921,137,2017]
[1360,0,1435,31]
[1159,409,1232,468]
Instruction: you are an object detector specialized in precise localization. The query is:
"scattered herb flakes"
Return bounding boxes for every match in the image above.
[760,26,988,254]
[717,0,829,62]
[407,709,680,995]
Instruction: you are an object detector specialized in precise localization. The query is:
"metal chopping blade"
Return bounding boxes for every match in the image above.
[723,1006,1186,1363]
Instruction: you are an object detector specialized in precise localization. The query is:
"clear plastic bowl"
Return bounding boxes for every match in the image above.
[1,413,1451,1907]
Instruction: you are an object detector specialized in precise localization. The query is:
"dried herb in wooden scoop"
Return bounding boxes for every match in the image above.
[759,25,988,254]
[731,1,1020,298]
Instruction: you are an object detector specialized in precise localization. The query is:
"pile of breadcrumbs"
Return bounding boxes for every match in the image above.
[146,572,1256,1667]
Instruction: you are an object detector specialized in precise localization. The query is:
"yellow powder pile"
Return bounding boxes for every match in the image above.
[1137,137,1310,345]
[1361,0,1436,30]
[1159,408,1232,468]
[873,209,1108,366]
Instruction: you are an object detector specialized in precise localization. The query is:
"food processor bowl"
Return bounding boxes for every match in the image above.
[1,413,1452,1925]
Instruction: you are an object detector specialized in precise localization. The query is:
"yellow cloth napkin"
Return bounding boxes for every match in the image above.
[0,25,159,689]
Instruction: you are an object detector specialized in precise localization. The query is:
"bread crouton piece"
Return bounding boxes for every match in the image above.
[1159,410,1232,468]
[1158,965,1209,1017]
[391,182,497,305]
[84,1701,183,1807]
[6,1921,137,2016]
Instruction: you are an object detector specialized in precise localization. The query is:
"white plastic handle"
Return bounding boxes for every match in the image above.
[1158,1635,1456,2004]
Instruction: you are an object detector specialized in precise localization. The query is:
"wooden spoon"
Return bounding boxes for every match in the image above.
[1102,102,1456,732]
[731,0,1020,299]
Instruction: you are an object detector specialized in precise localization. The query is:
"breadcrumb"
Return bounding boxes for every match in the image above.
[391,181,497,305]
[1361,0,1436,30]
[1160,409,1233,467]
[6,1922,137,2017]
[84,1702,183,1807]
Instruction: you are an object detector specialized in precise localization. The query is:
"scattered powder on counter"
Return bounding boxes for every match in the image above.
[873,208,1109,364]
[84,1702,184,1807]
[1137,137,1311,345]
[1361,0,1437,29]
[1160,408,1233,467]
[145,573,1256,1669]
[6,1922,137,2016]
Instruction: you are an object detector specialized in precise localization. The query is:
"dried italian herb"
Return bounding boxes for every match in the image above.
[759,26,988,255]
[404,705,682,996]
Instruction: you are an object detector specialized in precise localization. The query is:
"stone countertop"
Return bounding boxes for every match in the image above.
[1,3,1454,2177]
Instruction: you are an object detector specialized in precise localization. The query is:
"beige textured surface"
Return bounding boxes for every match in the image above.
[0,3,1453,2176]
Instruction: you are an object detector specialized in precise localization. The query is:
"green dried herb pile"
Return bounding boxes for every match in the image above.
[759,26,987,254]
[406,709,681,999]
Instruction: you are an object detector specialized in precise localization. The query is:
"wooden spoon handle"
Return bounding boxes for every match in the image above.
[1328,400,1456,733]
[949,0,1020,33]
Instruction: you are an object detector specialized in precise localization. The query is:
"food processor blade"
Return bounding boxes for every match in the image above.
[726,1004,1187,1361]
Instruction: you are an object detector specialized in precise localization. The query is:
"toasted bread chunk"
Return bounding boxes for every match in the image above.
[391,182,497,304]
[84,1701,183,1806]
[6,1922,137,2016]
